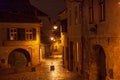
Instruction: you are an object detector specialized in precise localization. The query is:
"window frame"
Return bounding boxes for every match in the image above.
[89,0,94,24]
[9,28,18,41]
[25,28,34,40]
[69,10,72,26]
[99,0,105,21]
[79,3,83,24]
[7,28,36,41]
[75,6,78,25]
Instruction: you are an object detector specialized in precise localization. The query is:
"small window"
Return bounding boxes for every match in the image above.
[75,6,78,25]
[79,3,83,24]
[7,28,36,41]
[99,0,105,21]
[89,0,94,24]
[25,28,36,40]
[69,10,72,26]
[9,28,17,40]
[25,28,33,40]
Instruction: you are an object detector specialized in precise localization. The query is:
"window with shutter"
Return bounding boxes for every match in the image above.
[8,28,17,41]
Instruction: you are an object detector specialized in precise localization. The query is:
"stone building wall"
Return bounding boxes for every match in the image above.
[0,23,41,68]
[82,0,120,79]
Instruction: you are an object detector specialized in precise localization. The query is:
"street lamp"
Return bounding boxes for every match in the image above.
[53,25,58,30]
[50,37,55,41]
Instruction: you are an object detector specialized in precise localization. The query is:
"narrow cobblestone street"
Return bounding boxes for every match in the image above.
[0,55,81,80]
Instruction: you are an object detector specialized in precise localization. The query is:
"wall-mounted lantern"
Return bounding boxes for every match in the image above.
[90,24,98,34]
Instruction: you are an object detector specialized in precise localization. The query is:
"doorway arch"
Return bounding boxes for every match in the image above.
[8,48,31,67]
[90,45,106,80]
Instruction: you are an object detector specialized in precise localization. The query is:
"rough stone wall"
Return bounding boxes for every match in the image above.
[82,0,120,80]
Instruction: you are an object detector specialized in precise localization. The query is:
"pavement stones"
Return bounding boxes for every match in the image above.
[0,58,81,80]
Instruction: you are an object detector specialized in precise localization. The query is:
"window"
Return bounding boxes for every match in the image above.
[7,28,36,41]
[89,0,94,24]
[69,10,71,26]
[61,19,67,32]
[9,28,17,40]
[25,28,36,40]
[75,6,78,24]
[99,0,105,21]
[25,28,33,40]
[79,3,83,24]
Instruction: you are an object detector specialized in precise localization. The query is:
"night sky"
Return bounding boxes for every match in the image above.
[30,0,66,17]
[0,0,66,18]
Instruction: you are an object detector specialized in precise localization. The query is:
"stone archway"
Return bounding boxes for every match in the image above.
[8,48,31,68]
[89,45,106,80]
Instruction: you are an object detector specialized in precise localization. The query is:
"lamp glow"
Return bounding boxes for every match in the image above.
[53,25,58,30]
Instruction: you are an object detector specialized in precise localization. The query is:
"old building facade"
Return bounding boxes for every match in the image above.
[0,0,48,69]
[60,0,120,80]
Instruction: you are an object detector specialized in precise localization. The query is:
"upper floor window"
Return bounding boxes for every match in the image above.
[69,10,71,26]
[9,28,17,40]
[7,28,36,41]
[25,29,33,40]
[61,19,67,32]
[99,0,105,21]
[75,6,78,25]
[89,0,94,24]
[79,3,83,24]
[25,28,36,40]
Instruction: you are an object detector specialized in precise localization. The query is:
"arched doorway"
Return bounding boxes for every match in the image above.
[89,45,106,80]
[8,48,31,68]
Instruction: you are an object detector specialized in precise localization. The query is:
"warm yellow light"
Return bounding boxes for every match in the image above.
[53,25,58,30]
[50,37,54,40]
[50,37,55,41]
[118,2,120,5]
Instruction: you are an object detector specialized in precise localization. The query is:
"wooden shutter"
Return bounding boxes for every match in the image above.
[33,28,36,40]
[61,19,67,32]
[7,28,10,40]
[17,28,25,40]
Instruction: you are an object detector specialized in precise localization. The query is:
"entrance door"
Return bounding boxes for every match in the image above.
[8,49,30,68]
[69,41,74,71]
[90,45,106,80]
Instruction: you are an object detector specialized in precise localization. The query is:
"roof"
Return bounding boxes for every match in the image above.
[0,0,48,23]
[0,11,41,23]
[0,0,47,15]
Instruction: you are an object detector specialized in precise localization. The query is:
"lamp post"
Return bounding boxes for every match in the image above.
[50,37,55,42]
[53,25,58,30]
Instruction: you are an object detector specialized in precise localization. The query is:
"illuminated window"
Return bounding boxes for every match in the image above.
[7,28,36,41]
[99,0,105,21]
[25,28,36,40]
[89,0,94,24]
[9,28,17,40]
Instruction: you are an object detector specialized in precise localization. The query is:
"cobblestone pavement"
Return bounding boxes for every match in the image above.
[0,56,81,80]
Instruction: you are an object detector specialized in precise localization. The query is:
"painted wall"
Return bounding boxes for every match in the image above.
[0,23,41,68]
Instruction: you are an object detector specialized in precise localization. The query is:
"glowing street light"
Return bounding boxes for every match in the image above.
[53,25,58,30]
[50,37,55,41]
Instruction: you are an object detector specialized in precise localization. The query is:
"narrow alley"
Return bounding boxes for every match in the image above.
[0,55,81,80]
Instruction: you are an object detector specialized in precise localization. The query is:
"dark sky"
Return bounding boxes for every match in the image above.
[29,0,66,18]
[0,0,66,18]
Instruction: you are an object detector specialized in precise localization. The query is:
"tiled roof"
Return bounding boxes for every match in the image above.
[0,0,47,23]
[0,11,41,23]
